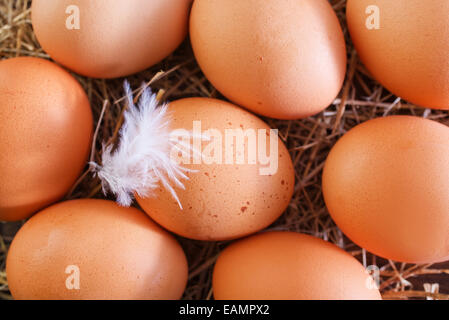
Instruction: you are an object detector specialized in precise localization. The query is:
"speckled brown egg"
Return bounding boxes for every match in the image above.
[6,199,188,300]
[347,0,449,109]
[0,57,92,221]
[190,0,347,119]
[323,116,449,263]
[136,98,295,241]
[213,232,382,300]
[32,0,192,78]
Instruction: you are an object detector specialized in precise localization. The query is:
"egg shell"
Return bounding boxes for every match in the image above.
[213,231,381,300]
[347,0,449,109]
[190,0,347,119]
[323,116,449,263]
[6,199,188,300]
[31,0,192,78]
[0,57,92,221]
[136,98,295,241]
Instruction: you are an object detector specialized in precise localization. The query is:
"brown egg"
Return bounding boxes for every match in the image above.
[347,0,449,109]
[6,199,188,300]
[323,116,449,263]
[0,57,92,221]
[31,0,192,78]
[136,98,295,241]
[190,0,347,119]
[213,232,381,300]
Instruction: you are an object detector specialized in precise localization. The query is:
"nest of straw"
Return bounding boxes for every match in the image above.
[1,0,449,300]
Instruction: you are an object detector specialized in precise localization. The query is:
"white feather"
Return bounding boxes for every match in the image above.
[92,81,191,208]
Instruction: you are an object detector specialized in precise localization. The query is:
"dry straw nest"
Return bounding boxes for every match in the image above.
[1,0,449,300]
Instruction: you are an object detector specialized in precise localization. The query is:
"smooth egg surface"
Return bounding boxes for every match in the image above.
[32,0,192,78]
[190,0,347,119]
[6,199,188,300]
[347,0,449,109]
[0,57,92,221]
[213,232,382,300]
[323,116,449,263]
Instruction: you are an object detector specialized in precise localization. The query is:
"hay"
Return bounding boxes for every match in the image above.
[1,0,449,300]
